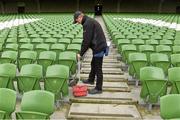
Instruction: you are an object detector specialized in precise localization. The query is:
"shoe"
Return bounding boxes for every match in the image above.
[82,79,94,85]
[88,88,102,94]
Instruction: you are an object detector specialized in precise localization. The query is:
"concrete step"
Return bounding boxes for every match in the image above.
[78,82,130,92]
[81,67,124,74]
[68,103,141,119]
[83,58,120,63]
[80,74,128,82]
[70,91,137,104]
[82,62,122,68]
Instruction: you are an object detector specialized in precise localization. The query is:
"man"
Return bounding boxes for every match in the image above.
[73,11,107,94]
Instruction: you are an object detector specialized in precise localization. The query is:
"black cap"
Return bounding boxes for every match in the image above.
[73,11,82,24]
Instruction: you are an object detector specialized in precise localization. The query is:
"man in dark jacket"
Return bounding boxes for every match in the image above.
[73,11,107,94]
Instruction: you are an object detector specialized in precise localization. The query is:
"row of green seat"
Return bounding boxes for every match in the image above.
[0,88,55,119]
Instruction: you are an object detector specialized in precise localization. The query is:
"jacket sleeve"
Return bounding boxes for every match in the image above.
[80,22,94,56]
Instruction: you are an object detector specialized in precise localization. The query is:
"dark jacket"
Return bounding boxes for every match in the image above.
[79,15,107,56]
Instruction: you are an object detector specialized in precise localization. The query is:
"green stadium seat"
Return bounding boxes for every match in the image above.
[140,67,167,105]
[0,51,17,64]
[160,94,180,119]
[16,90,54,119]
[150,53,170,75]
[18,51,37,70]
[45,65,69,99]
[58,51,77,74]
[17,64,43,93]
[168,67,180,94]
[0,63,16,90]
[0,88,16,119]
[37,51,56,76]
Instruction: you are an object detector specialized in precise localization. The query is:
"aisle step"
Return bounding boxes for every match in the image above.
[70,91,137,104]
[78,82,130,92]
[81,67,124,74]
[68,103,141,119]
[80,74,128,82]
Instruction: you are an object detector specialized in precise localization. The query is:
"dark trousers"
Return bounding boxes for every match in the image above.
[88,57,103,90]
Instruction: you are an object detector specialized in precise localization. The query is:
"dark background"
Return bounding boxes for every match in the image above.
[0,0,178,14]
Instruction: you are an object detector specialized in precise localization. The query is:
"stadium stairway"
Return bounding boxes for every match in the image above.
[68,16,142,119]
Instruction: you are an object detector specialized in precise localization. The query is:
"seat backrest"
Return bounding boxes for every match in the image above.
[122,44,136,51]
[150,53,169,63]
[156,45,171,52]
[20,64,42,78]
[172,46,180,53]
[129,52,147,63]
[0,88,16,113]
[67,44,81,50]
[39,51,56,60]
[139,45,154,52]
[140,67,165,81]
[31,38,43,43]
[59,51,76,61]
[21,90,54,115]
[19,44,34,50]
[46,65,69,78]
[171,54,180,66]
[50,44,65,51]
[0,63,16,77]
[160,94,180,119]
[20,51,37,60]
[35,44,49,50]
[1,51,17,60]
[168,67,180,82]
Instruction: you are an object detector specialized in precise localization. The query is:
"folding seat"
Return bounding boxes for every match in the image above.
[19,38,31,46]
[121,44,137,63]
[31,37,43,47]
[126,34,137,40]
[128,53,147,79]
[150,53,170,75]
[71,38,83,44]
[52,34,63,39]
[139,34,150,40]
[113,34,126,45]
[172,46,180,54]
[0,88,16,119]
[75,34,83,39]
[3,43,18,51]
[140,67,167,105]
[19,43,34,54]
[41,34,51,39]
[66,44,81,54]
[174,40,180,46]
[18,51,37,70]
[160,40,173,48]
[131,39,145,51]
[160,94,180,119]
[58,51,77,74]
[16,90,54,119]
[29,34,40,38]
[35,44,49,57]
[151,34,162,40]
[163,34,174,40]
[44,38,57,46]
[0,51,17,64]
[0,63,16,89]
[6,38,17,43]
[58,38,71,48]
[50,44,65,62]
[45,65,69,99]
[17,64,43,93]
[37,51,56,76]
[156,45,172,58]
[146,40,159,49]
[168,67,180,94]
[139,45,154,63]
[64,34,74,40]
[117,39,130,53]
